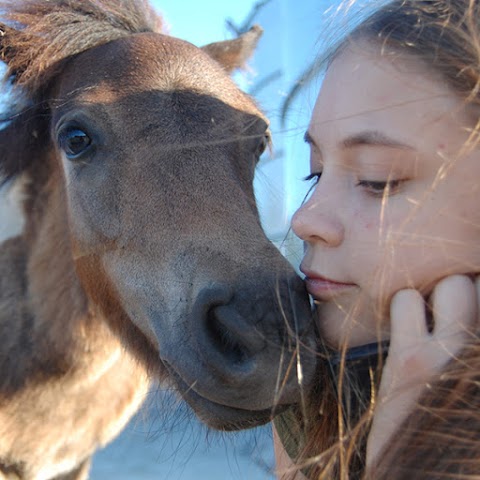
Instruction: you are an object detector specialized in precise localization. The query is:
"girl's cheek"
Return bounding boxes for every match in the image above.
[353,208,380,233]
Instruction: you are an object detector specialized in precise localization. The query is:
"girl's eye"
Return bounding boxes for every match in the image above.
[357,179,404,197]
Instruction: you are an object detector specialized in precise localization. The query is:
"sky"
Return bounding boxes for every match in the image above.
[153,1,258,47]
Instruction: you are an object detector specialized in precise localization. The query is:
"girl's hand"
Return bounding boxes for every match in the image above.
[366,275,480,468]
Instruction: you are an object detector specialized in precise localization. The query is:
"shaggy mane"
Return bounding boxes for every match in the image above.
[0,0,163,94]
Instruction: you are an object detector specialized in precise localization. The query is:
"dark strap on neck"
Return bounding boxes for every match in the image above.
[328,340,390,366]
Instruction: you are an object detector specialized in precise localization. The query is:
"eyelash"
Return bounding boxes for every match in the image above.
[303,172,322,184]
[356,179,404,197]
[303,173,405,197]
[302,172,322,202]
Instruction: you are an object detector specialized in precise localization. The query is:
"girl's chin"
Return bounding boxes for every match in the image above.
[316,309,388,351]
[315,293,392,348]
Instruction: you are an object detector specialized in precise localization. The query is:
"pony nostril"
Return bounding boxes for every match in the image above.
[205,304,265,368]
[206,307,248,366]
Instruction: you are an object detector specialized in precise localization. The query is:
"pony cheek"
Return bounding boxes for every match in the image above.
[65,185,123,256]
[102,254,161,346]
[73,253,162,364]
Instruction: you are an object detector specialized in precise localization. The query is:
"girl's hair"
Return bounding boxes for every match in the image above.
[343,0,480,103]
[291,1,480,478]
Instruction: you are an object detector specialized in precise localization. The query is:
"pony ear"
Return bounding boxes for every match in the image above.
[201,25,263,74]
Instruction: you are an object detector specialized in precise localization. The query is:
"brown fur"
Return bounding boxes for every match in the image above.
[0,1,317,479]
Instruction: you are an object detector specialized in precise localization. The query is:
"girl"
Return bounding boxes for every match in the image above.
[275,1,480,478]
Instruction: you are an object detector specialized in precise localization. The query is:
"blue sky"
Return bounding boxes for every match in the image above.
[152,1,257,47]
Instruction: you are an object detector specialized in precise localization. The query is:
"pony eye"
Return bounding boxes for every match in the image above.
[58,127,92,159]
[256,134,270,158]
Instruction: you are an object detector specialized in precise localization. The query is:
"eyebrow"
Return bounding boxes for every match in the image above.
[304,130,415,151]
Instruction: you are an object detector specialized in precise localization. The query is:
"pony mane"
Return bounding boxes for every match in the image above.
[0,0,163,95]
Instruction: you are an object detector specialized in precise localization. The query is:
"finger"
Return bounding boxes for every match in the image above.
[431,274,476,344]
[390,288,428,352]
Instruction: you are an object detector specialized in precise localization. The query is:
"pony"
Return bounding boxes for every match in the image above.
[0,1,317,479]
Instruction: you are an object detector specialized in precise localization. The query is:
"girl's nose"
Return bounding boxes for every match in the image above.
[291,196,345,247]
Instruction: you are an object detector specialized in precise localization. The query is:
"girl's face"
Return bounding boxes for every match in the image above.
[292,44,480,348]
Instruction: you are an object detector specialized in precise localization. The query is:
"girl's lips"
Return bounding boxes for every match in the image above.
[303,274,357,300]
